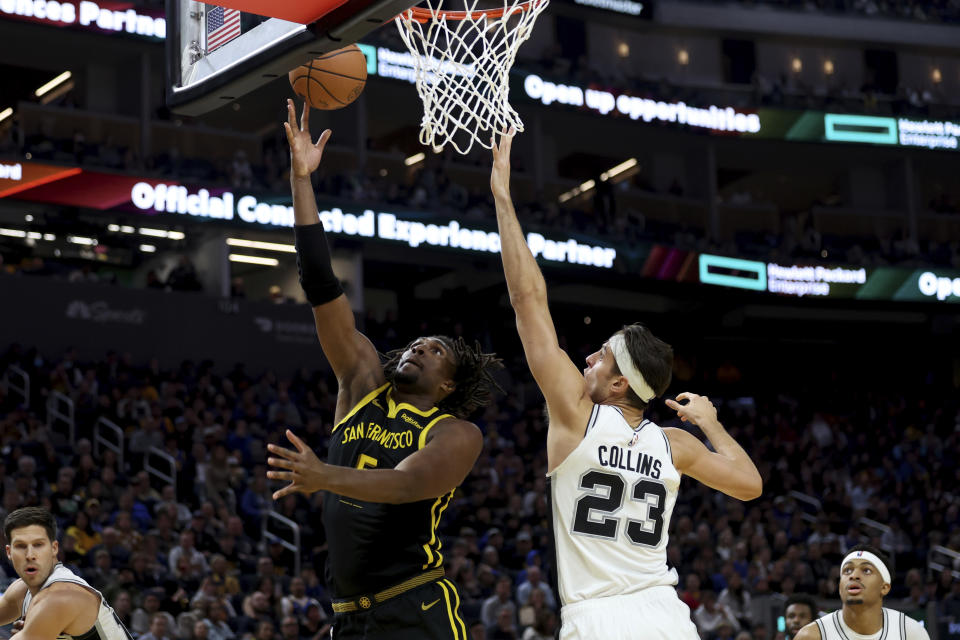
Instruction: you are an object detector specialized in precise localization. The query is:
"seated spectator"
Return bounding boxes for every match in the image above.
[132,590,177,637]
[203,601,237,640]
[238,592,276,635]
[516,565,555,610]
[681,573,702,611]
[244,620,276,640]
[718,571,753,628]
[517,587,551,630]
[298,603,331,640]
[140,613,177,640]
[694,590,741,639]
[280,576,320,619]
[481,575,516,630]
[521,610,556,640]
[278,617,300,640]
[490,606,519,639]
[112,590,134,629]
[66,509,102,555]
[168,530,209,575]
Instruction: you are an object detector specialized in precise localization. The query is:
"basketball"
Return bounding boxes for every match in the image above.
[288,44,367,110]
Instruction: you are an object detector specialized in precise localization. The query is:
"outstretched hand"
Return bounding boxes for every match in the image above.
[266,429,328,500]
[490,128,515,201]
[284,99,332,180]
[664,392,719,429]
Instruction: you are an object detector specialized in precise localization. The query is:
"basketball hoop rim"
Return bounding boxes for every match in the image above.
[397,0,543,23]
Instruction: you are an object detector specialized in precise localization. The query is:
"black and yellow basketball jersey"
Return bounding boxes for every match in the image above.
[323,382,457,598]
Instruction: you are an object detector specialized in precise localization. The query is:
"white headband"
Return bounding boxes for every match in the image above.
[608,334,656,403]
[841,550,891,585]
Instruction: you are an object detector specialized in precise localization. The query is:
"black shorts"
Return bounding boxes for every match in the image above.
[332,578,469,640]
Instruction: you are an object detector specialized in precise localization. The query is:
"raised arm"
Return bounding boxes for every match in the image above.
[664,393,762,501]
[285,99,384,414]
[490,133,593,462]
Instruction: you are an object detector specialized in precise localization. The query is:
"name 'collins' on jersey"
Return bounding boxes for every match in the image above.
[549,405,681,606]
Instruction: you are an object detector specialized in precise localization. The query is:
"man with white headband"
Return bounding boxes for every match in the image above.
[793,544,929,640]
[490,133,762,639]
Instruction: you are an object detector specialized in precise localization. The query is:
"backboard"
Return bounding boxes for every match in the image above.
[165,0,418,115]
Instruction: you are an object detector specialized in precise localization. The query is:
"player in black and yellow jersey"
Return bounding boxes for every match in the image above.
[266,100,503,640]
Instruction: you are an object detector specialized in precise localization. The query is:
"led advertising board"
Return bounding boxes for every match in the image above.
[700,254,960,304]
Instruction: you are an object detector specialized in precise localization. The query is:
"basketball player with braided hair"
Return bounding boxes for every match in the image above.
[489,130,762,640]
[266,100,503,640]
[793,544,929,640]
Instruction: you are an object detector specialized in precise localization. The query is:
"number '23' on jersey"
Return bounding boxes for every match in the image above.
[549,404,682,606]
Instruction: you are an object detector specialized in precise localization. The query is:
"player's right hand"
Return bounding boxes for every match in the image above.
[284,98,332,180]
[10,618,23,636]
[664,392,719,428]
[490,127,515,201]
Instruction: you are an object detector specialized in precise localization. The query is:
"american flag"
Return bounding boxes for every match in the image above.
[206,5,241,53]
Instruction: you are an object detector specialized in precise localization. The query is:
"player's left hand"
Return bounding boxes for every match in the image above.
[267,430,328,499]
[664,392,719,428]
[490,127,515,201]
[10,618,23,636]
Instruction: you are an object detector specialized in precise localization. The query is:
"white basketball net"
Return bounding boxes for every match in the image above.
[395,0,549,155]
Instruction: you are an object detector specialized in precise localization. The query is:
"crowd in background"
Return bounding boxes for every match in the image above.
[0,319,958,640]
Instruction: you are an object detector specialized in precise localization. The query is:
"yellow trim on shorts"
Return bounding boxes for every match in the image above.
[443,579,467,639]
[333,383,390,433]
[437,579,462,639]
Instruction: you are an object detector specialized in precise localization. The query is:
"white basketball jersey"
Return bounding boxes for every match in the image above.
[21,564,133,640]
[814,609,926,640]
[549,405,681,606]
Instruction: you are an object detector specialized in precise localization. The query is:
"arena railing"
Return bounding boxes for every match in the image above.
[262,510,301,577]
[858,517,896,572]
[46,390,75,448]
[145,446,177,494]
[2,365,30,408]
[928,545,960,580]
[94,417,125,472]
[788,490,823,523]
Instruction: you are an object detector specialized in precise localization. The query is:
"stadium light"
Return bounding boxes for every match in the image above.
[168,231,185,240]
[35,71,72,98]
[226,238,296,253]
[139,244,157,253]
[404,152,426,167]
[677,49,689,66]
[0,228,26,238]
[139,227,169,237]
[0,107,12,124]
[600,158,638,182]
[67,235,97,245]
[229,254,279,266]
[558,179,596,204]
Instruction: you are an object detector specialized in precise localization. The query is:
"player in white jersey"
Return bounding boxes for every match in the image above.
[490,132,763,639]
[0,507,133,640]
[793,545,929,640]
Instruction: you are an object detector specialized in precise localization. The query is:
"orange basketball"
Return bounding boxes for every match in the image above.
[289,44,367,110]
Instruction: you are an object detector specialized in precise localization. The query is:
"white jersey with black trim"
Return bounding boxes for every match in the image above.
[814,608,930,640]
[21,563,133,640]
[549,404,681,606]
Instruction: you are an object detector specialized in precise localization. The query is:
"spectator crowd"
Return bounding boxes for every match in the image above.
[0,311,958,640]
